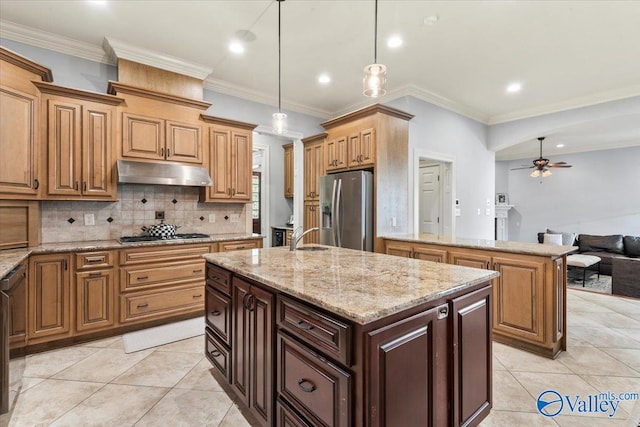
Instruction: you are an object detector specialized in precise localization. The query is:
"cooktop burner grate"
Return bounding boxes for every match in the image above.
[119,233,209,243]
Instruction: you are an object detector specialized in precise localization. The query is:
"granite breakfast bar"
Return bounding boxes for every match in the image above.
[202,245,499,427]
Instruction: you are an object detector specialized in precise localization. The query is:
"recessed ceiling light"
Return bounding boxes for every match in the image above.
[424,15,439,26]
[556,144,565,148]
[229,41,245,54]
[387,36,403,48]
[506,82,522,93]
[318,74,331,84]
[86,0,107,6]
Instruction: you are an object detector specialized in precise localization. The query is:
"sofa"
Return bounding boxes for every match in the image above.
[537,232,640,297]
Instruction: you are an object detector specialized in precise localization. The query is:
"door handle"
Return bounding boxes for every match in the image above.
[335,178,342,247]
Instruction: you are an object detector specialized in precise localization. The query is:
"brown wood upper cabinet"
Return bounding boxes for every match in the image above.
[302,133,325,202]
[325,135,347,171]
[41,91,120,200]
[200,115,257,203]
[0,47,52,199]
[122,113,202,164]
[347,128,375,168]
[283,143,293,198]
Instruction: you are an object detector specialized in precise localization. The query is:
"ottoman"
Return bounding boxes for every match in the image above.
[567,254,601,286]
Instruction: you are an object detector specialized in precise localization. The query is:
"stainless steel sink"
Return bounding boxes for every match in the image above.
[295,246,329,251]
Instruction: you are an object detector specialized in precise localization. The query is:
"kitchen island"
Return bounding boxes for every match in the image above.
[203,245,498,427]
[383,234,577,359]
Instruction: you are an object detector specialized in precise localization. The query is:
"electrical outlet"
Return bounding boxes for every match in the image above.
[209,214,216,223]
[391,217,397,227]
[486,198,491,206]
[455,208,461,217]
[477,208,481,216]
[84,213,95,226]
[485,208,491,216]
[230,213,240,223]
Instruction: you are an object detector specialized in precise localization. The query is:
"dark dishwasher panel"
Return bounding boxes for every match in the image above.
[273,229,285,247]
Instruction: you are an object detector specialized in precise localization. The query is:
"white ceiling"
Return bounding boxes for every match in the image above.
[1,0,640,156]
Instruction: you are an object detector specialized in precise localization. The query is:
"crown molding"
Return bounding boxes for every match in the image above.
[488,86,640,125]
[0,20,112,64]
[331,84,491,124]
[103,37,212,80]
[203,77,332,119]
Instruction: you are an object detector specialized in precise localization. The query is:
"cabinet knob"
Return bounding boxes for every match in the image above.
[297,379,316,393]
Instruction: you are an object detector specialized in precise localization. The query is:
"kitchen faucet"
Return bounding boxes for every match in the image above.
[289,226,319,251]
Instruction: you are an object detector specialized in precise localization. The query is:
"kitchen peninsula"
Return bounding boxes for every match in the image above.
[203,245,498,427]
[383,234,577,359]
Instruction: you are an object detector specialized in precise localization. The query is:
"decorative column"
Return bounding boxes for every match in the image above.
[495,205,514,241]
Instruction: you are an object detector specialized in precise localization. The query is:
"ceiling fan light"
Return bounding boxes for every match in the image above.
[530,169,541,178]
[363,63,387,97]
[272,112,287,134]
[542,169,552,177]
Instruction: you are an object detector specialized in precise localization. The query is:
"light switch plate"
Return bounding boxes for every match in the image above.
[84,213,95,226]
[455,208,461,217]
[209,214,216,223]
[485,208,491,216]
[230,213,240,223]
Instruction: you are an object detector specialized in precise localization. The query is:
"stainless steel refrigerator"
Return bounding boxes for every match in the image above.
[319,170,373,251]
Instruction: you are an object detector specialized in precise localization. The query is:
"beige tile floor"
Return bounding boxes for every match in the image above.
[2,288,639,426]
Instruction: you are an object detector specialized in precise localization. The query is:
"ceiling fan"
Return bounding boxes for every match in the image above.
[510,137,572,177]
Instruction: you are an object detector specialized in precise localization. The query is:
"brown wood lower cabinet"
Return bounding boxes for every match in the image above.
[76,269,115,332]
[206,262,493,427]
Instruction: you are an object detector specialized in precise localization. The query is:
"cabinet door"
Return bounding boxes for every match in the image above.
[303,144,315,199]
[359,128,375,166]
[413,246,448,263]
[8,267,27,349]
[166,120,202,164]
[207,128,231,200]
[231,131,252,200]
[368,306,443,427]
[451,285,492,427]
[450,250,491,270]
[492,256,546,344]
[347,133,360,168]
[249,284,274,427]
[325,139,337,170]
[0,86,40,195]
[335,136,348,169]
[28,253,72,341]
[76,269,115,332]
[232,278,251,404]
[82,103,115,198]
[385,242,413,258]
[303,202,319,244]
[553,257,565,346]
[47,97,82,196]
[284,144,293,198]
[122,113,164,161]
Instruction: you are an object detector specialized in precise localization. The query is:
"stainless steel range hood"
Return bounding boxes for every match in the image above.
[117,160,212,186]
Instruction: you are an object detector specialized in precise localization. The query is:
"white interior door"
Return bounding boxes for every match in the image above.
[419,164,441,234]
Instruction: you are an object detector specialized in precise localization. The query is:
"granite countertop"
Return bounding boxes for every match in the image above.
[0,233,263,278]
[383,233,577,257]
[203,245,499,325]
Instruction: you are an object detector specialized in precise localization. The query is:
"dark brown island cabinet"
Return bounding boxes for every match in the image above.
[203,247,498,427]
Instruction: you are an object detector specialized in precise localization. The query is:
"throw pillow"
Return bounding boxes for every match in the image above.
[543,233,563,245]
[547,228,577,246]
[623,236,640,257]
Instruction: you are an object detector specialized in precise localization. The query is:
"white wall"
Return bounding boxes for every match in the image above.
[498,146,640,242]
[385,96,495,240]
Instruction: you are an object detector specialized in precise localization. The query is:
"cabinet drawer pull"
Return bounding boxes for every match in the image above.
[296,320,314,331]
[137,303,148,308]
[86,257,104,263]
[74,181,79,190]
[297,379,316,393]
[83,181,87,191]
[193,294,203,298]
[88,272,102,277]
[34,178,40,189]
[193,269,203,273]
[232,188,236,195]
[161,147,165,157]
[210,310,221,317]
[228,188,232,195]
[167,148,171,157]
[209,349,221,357]
[137,275,148,280]
[209,275,219,281]
[235,246,245,250]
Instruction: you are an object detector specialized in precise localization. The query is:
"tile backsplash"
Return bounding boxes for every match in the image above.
[41,185,250,243]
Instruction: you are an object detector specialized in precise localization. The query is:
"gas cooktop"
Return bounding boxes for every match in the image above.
[119,233,210,243]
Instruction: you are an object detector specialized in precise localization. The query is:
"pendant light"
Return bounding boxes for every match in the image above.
[272,0,287,134]
[363,0,387,97]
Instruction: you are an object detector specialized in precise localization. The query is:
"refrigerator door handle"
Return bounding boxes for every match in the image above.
[330,179,337,246]
[335,179,342,247]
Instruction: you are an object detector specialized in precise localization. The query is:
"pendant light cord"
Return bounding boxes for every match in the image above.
[278,0,282,113]
[374,0,378,63]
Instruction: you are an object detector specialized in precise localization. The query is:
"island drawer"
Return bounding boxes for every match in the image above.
[75,250,115,270]
[277,295,352,366]
[218,239,261,252]
[206,328,231,382]
[121,260,205,291]
[206,285,231,346]
[120,284,204,323]
[120,244,210,265]
[277,332,351,427]
[276,399,312,427]
[206,264,232,295]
